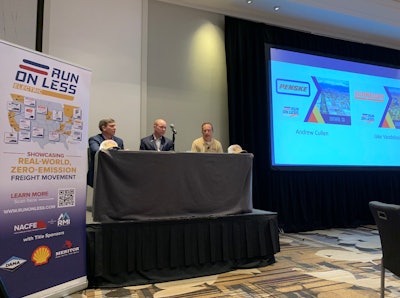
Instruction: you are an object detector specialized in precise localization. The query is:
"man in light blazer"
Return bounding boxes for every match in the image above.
[140,119,174,151]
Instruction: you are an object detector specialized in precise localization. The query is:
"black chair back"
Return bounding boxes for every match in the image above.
[369,201,400,276]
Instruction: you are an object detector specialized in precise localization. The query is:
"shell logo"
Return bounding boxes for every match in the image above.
[31,245,51,266]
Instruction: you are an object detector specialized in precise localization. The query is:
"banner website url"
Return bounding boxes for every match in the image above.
[3,205,56,214]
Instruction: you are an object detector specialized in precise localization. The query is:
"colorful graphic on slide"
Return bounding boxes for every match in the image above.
[379,87,400,129]
[305,77,351,125]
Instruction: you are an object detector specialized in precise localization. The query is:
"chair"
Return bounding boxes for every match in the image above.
[369,201,400,297]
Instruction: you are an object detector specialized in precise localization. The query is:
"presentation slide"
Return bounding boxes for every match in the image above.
[269,47,400,168]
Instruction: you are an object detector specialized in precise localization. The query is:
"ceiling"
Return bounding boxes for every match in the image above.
[158,0,400,50]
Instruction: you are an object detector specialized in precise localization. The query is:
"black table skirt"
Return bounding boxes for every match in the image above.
[86,209,280,288]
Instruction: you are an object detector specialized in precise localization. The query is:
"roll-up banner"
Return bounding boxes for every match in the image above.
[0,40,90,297]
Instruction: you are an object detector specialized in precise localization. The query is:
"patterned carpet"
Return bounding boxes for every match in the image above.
[68,226,400,298]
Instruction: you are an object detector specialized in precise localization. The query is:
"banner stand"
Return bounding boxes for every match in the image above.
[0,40,91,298]
[24,277,87,298]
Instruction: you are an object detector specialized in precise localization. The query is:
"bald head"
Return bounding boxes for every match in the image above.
[153,119,167,138]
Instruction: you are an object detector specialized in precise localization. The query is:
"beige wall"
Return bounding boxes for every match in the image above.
[0,0,37,50]
[42,0,143,151]
[40,0,228,152]
[146,0,228,151]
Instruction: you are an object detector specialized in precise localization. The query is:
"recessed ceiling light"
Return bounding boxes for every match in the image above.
[247,0,253,4]
[273,6,280,11]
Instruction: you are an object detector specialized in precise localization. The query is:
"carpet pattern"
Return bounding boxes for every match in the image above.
[69,226,400,297]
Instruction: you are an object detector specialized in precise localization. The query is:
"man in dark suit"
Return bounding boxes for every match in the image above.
[140,118,174,151]
[87,118,124,187]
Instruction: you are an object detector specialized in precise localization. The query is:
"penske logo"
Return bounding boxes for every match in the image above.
[276,79,310,97]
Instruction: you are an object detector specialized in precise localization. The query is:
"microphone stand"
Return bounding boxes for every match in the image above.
[170,126,177,151]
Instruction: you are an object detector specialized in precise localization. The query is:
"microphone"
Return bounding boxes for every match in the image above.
[170,123,177,134]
